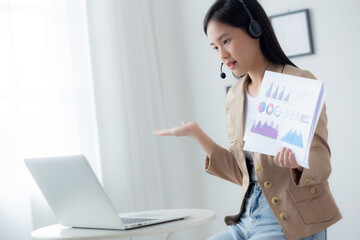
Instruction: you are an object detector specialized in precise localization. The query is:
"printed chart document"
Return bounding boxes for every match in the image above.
[243,71,326,168]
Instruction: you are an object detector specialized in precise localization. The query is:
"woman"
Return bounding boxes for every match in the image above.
[154,0,342,239]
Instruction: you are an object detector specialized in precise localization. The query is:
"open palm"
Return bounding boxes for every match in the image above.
[153,121,198,137]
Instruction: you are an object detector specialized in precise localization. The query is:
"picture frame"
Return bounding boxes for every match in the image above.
[269,9,314,58]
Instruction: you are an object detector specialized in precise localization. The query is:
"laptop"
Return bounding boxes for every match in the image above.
[24,155,189,230]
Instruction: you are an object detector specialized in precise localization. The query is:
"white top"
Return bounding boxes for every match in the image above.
[244,86,258,181]
[30,209,216,240]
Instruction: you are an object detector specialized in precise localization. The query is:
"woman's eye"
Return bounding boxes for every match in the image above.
[223,39,229,44]
[213,46,219,51]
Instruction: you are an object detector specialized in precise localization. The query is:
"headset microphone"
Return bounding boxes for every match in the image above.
[220,63,226,79]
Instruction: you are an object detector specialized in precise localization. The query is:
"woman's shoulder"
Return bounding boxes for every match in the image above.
[227,75,248,101]
[225,75,247,110]
[282,64,317,80]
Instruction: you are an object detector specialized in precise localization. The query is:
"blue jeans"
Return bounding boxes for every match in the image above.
[208,181,326,240]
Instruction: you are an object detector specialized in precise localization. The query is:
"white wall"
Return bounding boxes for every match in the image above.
[151,0,360,239]
[0,1,100,239]
[150,1,239,239]
[257,1,360,239]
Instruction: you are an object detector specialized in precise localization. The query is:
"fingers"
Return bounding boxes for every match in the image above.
[287,151,296,169]
[154,121,198,137]
[273,147,299,169]
[284,148,291,166]
[153,121,189,136]
[274,151,281,166]
[278,147,286,167]
[153,128,175,136]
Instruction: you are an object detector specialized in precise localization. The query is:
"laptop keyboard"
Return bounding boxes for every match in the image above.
[121,218,157,224]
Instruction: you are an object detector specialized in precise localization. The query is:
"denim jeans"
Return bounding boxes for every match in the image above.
[207,181,326,240]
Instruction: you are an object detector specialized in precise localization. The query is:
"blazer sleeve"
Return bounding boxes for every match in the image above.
[205,143,243,186]
[290,70,331,186]
[204,83,243,186]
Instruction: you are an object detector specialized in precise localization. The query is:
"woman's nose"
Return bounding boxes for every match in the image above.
[219,47,229,61]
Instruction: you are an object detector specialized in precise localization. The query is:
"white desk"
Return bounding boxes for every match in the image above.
[31,209,216,240]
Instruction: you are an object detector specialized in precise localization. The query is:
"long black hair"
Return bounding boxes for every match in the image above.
[203,0,296,68]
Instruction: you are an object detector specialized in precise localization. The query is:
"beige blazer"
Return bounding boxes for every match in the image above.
[205,63,342,240]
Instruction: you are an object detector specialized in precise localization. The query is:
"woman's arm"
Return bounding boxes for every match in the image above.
[154,121,243,185]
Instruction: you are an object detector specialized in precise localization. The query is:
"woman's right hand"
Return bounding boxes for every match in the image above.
[154,121,215,157]
[153,121,199,137]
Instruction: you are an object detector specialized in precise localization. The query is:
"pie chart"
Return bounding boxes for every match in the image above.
[258,101,266,113]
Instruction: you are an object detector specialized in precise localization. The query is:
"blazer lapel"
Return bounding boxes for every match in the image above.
[234,74,249,149]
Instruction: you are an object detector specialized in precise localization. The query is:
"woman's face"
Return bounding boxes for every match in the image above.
[207,20,262,77]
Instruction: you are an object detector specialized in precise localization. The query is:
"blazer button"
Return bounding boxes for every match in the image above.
[309,186,317,194]
[304,178,313,185]
[264,181,272,189]
[280,212,288,220]
[256,165,263,173]
[271,197,280,205]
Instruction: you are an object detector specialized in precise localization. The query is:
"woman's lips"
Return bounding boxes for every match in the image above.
[227,61,237,70]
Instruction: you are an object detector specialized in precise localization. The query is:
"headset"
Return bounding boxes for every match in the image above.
[238,0,263,39]
[220,0,263,79]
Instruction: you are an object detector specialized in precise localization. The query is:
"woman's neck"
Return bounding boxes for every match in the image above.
[246,58,269,97]
[248,57,269,85]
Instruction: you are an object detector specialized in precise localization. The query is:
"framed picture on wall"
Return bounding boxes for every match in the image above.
[269,9,314,58]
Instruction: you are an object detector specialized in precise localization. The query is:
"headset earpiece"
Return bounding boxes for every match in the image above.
[238,0,263,39]
[248,19,262,39]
